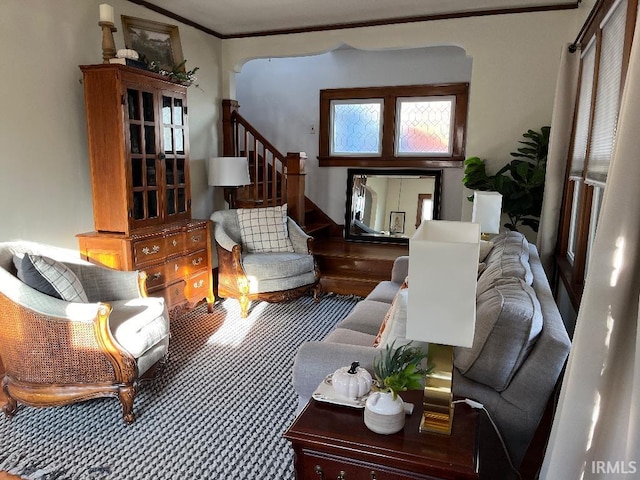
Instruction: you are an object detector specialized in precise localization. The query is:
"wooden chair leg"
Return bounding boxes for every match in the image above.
[2,378,17,418]
[313,284,322,303]
[118,384,136,424]
[239,295,250,318]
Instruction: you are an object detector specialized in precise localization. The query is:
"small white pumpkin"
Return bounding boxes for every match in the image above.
[332,361,372,400]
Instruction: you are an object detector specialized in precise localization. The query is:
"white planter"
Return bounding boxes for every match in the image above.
[364,391,405,434]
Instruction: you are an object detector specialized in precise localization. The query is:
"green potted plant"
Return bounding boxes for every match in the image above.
[462,126,550,232]
[364,341,430,434]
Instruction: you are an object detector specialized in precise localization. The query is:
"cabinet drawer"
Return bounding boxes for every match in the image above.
[144,263,166,290]
[154,281,186,309]
[186,227,207,251]
[301,452,431,480]
[184,249,207,276]
[133,237,166,267]
[184,270,210,301]
[165,257,183,283]
[165,232,184,257]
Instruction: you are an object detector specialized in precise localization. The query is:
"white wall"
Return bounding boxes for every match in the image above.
[236,46,470,224]
[0,0,222,249]
[225,5,595,223]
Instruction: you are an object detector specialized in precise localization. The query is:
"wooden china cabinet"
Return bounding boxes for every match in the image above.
[76,64,214,313]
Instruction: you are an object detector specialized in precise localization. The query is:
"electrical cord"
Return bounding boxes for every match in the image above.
[453,398,523,480]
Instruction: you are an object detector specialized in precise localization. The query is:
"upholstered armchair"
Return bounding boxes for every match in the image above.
[211,205,321,318]
[0,241,170,424]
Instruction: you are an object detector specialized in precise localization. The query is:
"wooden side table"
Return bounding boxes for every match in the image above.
[284,390,479,480]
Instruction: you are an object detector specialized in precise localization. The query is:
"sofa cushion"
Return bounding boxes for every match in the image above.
[242,252,314,281]
[237,204,294,253]
[108,297,170,358]
[339,300,393,336]
[367,281,402,304]
[484,231,530,265]
[479,240,494,262]
[477,232,533,296]
[454,277,543,392]
[324,328,377,347]
[16,254,89,302]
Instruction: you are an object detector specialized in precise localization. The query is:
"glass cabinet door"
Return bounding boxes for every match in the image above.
[126,85,160,228]
[162,92,190,222]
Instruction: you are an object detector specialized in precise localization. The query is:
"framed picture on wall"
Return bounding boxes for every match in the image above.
[389,211,405,234]
[121,16,184,70]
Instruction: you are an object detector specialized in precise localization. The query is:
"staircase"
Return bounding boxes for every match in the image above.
[221,99,406,296]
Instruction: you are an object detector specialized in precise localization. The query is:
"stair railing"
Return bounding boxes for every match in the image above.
[222,99,306,226]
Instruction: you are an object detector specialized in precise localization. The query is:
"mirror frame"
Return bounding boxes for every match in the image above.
[344,168,443,244]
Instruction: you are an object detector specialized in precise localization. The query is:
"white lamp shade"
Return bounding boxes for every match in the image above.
[407,221,480,348]
[208,157,250,187]
[471,191,503,234]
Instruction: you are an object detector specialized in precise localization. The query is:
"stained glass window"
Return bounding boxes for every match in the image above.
[396,97,454,155]
[330,100,383,155]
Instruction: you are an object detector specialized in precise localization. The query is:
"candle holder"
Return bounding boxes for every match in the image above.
[99,21,117,63]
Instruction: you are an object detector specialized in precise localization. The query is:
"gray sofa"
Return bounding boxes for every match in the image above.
[292,231,571,466]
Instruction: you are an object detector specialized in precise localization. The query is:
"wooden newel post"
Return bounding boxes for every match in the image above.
[221,99,240,157]
[285,152,307,228]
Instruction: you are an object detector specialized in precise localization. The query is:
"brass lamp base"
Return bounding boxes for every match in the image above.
[420,344,455,435]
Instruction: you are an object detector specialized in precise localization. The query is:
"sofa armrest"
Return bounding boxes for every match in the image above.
[391,256,409,283]
[293,341,380,406]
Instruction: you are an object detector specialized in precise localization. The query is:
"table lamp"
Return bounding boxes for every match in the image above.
[208,157,250,208]
[407,220,480,434]
[471,191,503,239]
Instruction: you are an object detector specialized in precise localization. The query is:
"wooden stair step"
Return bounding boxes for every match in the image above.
[314,238,408,296]
[320,274,381,298]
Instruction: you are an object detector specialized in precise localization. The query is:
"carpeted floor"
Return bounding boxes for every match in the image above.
[0,294,360,480]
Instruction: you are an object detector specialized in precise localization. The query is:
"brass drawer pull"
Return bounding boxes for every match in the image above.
[141,245,160,255]
[193,279,204,289]
[370,472,376,480]
[174,263,179,272]
[172,239,178,247]
[337,471,347,480]
[191,234,201,243]
[192,257,203,266]
[314,465,323,479]
[152,272,162,280]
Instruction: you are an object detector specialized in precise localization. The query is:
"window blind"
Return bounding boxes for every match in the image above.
[569,39,596,179]
[585,0,628,186]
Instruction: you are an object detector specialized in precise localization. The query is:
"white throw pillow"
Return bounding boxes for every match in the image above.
[236,204,295,253]
[376,290,428,352]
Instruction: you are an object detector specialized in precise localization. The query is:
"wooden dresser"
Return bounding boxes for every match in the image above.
[77,219,213,311]
[77,64,214,312]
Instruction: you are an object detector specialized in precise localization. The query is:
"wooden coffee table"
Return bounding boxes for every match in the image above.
[284,390,479,480]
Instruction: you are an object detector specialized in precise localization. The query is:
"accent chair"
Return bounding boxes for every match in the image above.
[0,241,170,424]
[211,205,321,318]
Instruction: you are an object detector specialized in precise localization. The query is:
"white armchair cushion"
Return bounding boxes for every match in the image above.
[16,254,89,303]
[241,252,314,280]
[237,204,295,253]
[108,297,170,359]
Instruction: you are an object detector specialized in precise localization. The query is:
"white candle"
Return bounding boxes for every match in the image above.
[99,4,115,24]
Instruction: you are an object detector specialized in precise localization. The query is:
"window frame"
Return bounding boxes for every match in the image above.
[556,0,637,309]
[318,83,469,168]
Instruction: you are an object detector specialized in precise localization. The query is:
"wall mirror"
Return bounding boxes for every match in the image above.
[345,168,442,244]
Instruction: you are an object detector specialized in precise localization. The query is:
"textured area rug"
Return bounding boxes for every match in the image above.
[0,294,360,479]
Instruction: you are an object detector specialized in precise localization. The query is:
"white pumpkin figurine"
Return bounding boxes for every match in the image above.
[332,361,372,400]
